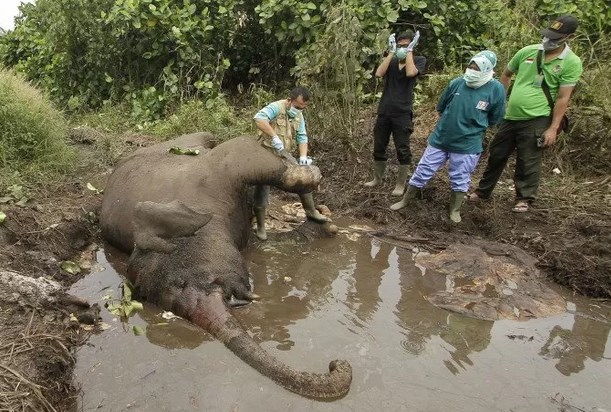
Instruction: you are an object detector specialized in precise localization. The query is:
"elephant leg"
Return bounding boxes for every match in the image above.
[299,192,329,223]
[253,185,270,240]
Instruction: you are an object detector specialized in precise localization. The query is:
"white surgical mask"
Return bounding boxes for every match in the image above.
[542,37,562,51]
[287,106,301,118]
[463,68,493,89]
[395,47,408,60]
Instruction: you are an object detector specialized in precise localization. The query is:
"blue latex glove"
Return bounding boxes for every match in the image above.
[298,156,312,166]
[388,33,396,53]
[271,135,284,151]
[406,30,420,52]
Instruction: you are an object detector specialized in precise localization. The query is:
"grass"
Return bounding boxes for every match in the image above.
[0,69,76,192]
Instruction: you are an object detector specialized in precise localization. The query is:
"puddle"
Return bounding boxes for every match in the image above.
[72,230,611,411]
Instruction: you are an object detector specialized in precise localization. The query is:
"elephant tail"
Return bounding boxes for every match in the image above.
[190,290,352,399]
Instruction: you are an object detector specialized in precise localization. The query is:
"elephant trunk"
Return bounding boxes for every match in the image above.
[190,290,352,399]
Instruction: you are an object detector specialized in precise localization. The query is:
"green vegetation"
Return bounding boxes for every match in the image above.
[0,0,608,186]
[0,70,75,191]
[1,0,608,123]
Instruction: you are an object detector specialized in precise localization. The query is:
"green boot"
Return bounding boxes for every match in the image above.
[391,164,411,196]
[363,161,386,187]
[449,191,466,223]
[390,185,421,211]
[299,193,329,223]
[253,206,267,240]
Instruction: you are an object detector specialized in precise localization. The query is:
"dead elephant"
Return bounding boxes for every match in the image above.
[99,132,352,399]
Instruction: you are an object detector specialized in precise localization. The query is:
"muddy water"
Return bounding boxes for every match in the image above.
[72,230,611,412]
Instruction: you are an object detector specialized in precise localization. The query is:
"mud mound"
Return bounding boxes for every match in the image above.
[415,241,567,321]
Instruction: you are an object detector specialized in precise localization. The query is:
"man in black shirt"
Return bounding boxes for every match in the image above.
[364,30,426,196]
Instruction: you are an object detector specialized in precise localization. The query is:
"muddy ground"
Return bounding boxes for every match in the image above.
[0,110,609,410]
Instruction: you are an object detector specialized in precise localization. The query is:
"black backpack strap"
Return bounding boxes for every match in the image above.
[536,49,556,112]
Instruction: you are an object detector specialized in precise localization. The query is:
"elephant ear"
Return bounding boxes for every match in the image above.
[133,200,213,254]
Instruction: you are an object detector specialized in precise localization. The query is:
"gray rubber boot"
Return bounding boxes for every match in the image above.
[299,193,329,223]
[449,191,466,223]
[391,164,411,196]
[253,206,267,240]
[363,161,386,187]
[390,185,421,211]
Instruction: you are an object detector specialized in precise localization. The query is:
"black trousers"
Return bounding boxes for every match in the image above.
[475,116,550,201]
[373,112,414,165]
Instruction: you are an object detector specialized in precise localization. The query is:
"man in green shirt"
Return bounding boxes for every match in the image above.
[470,15,583,212]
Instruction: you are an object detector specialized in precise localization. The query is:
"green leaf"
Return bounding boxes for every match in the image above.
[0,212,5,224]
[386,10,399,22]
[133,326,145,336]
[60,261,81,275]
[122,282,133,301]
[105,301,125,317]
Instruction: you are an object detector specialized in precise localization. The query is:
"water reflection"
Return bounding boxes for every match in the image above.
[539,307,611,376]
[440,315,493,375]
[393,248,493,373]
[345,240,390,323]
[139,305,211,349]
[241,237,343,350]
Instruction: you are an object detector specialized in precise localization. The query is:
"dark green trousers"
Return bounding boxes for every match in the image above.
[475,116,551,201]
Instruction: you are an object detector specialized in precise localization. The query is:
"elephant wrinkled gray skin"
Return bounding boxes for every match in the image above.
[100,132,352,399]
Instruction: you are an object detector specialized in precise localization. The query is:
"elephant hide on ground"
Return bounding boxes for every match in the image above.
[99,132,352,399]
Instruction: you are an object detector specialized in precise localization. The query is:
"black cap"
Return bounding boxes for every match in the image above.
[541,15,579,40]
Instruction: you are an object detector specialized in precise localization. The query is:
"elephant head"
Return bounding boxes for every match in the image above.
[100,132,352,399]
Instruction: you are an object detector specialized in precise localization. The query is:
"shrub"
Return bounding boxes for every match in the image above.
[144,96,253,141]
[0,69,75,190]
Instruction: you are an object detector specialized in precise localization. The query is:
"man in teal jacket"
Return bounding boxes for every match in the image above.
[391,50,506,223]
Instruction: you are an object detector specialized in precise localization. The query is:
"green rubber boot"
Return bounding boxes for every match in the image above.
[363,161,386,187]
[299,193,329,223]
[449,191,466,223]
[253,206,267,240]
[390,185,421,211]
[391,164,411,196]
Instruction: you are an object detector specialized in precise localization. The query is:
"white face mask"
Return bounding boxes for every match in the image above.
[287,106,301,118]
[463,68,493,88]
[542,37,563,51]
